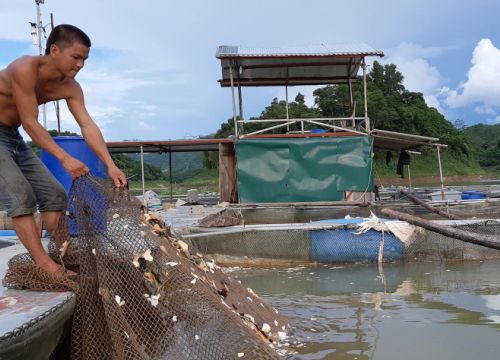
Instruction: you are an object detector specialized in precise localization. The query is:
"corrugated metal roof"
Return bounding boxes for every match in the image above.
[216,44,384,58]
[371,129,443,150]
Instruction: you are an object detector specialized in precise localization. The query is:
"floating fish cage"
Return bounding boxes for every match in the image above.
[183,218,500,265]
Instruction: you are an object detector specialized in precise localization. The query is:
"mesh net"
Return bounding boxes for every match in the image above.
[188,219,500,265]
[3,176,289,359]
[405,220,500,261]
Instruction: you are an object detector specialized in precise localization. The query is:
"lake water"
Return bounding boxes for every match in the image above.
[234,261,500,360]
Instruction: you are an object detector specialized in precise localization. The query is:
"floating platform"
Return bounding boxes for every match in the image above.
[0,240,75,360]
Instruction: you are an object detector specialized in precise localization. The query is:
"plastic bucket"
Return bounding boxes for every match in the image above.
[41,136,107,235]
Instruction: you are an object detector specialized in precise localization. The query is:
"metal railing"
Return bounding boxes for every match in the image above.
[237,116,368,137]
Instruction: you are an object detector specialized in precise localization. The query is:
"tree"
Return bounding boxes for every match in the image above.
[215,93,320,138]
[202,151,218,169]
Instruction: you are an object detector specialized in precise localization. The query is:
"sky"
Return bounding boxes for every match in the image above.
[1,0,500,141]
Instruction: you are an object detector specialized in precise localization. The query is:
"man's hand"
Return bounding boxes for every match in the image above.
[108,166,127,187]
[60,155,89,179]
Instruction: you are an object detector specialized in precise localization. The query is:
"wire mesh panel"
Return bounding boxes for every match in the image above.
[190,229,311,262]
[3,176,288,359]
[405,221,500,261]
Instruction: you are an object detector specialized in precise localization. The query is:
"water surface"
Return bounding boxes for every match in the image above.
[234,261,500,360]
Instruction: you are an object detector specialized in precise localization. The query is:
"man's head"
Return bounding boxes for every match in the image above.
[45,24,91,55]
[45,24,91,78]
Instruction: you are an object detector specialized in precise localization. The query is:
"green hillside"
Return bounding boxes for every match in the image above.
[126,152,210,182]
[462,123,500,168]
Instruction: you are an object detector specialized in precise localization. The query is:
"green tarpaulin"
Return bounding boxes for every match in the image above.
[236,136,374,203]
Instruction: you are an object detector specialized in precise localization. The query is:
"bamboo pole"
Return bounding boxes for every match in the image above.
[380,208,500,250]
[399,189,461,220]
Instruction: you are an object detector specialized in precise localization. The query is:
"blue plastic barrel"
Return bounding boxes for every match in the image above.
[41,136,107,235]
[41,136,107,193]
[461,191,486,200]
[310,218,405,262]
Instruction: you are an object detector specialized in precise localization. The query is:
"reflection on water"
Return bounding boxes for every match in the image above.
[233,261,500,360]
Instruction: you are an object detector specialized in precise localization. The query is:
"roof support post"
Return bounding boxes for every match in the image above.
[237,66,244,120]
[285,85,290,120]
[140,144,145,198]
[347,59,353,108]
[169,147,173,202]
[362,58,370,133]
[347,59,354,128]
[437,145,445,200]
[285,67,290,133]
[229,62,238,138]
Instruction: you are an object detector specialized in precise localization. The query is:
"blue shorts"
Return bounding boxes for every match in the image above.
[0,124,67,217]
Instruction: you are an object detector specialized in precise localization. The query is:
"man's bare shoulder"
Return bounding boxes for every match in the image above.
[62,77,83,97]
[5,55,39,79]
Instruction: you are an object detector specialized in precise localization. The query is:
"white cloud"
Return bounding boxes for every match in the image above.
[78,65,153,104]
[487,115,500,124]
[424,95,441,109]
[41,102,124,138]
[444,39,500,109]
[474,104,497,115]
[383,42,447,109]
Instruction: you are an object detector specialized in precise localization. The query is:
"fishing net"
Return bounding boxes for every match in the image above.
[3,175,289,359]
[405,220,500,261]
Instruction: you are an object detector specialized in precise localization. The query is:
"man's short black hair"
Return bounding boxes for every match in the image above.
[45,24,91,55]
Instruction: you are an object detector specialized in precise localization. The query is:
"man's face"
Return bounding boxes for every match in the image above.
[51,42,89,78]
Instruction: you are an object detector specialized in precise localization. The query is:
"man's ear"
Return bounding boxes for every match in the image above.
[49,44,60,56]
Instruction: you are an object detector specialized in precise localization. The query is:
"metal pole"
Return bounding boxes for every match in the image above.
[362,58,369,133]
[36,2,43,56]
[285,66,290,133]
[169,149,173,202]
[348,75,354,128]
[140,144,145,197]
[36,1,47,129]
[437,146,445,200]
[229,63,238,138]
[348,68,354,108]
[285,84,290,120]
[50,12,61,134]
[237,66,244,120]
[285,82,290,133]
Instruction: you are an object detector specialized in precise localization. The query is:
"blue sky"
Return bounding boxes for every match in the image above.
[1,0,500,141]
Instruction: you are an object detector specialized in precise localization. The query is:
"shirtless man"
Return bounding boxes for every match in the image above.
[0,24,127,275]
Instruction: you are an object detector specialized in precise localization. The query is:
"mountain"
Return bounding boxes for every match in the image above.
[462,123,500,168]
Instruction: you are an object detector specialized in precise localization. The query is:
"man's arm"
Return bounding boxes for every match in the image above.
[66,83,127,187]
[8,59,89,178]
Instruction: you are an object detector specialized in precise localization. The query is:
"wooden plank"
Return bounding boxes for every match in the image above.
[219,143,238,203]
